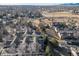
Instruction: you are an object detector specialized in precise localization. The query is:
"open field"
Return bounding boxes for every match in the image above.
[42,11,79,17]
[42,11,79,24]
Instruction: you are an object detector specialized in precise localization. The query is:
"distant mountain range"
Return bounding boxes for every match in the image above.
[0,3,79,6]
[61,3,79,6]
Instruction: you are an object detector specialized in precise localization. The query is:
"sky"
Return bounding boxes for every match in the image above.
[0,0,79,5]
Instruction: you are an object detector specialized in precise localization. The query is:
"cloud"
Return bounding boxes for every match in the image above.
[0,0,78,5]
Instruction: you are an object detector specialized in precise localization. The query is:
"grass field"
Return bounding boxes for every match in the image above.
[42,11,79,18]
[42,11,79,24]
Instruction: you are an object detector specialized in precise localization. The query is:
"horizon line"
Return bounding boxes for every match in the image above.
[0,3,62,5]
